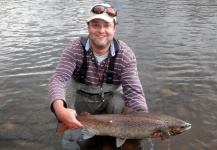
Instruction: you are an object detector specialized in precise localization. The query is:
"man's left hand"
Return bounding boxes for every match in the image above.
[150,133,162,138]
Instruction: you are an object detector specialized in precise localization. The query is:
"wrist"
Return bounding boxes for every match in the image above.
[52,100,66,113]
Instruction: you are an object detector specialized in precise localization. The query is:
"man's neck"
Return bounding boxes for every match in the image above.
[91,45,110,56]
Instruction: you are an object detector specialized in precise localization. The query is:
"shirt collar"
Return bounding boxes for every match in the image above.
[85,38,115,57]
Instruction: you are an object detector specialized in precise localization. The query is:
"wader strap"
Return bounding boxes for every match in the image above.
[78,45,87,83]
[106,50,118,84]
[78,36,120,84]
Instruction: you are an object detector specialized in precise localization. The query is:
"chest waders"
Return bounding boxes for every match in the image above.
[72,36,123,114]
[63,36,125,150]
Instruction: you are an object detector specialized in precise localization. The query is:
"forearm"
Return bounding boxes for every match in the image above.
[52,99,66,114]
[48,76,68,111]
[48,40,77,110]
[52,100,83,129]
[121,57,148,112]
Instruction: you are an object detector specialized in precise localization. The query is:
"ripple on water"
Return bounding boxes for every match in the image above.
[0,0,217,149]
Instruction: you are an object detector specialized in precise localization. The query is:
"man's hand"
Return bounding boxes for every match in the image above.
[53,100,83,130]
[150,133,162,139]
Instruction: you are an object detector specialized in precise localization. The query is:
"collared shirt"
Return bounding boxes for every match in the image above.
[48,37,148,112]
[87,38,110,65]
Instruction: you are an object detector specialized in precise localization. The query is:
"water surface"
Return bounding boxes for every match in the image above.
[0,0,217,149]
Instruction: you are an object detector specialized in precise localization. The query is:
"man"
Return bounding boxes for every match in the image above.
[48,3,159,150]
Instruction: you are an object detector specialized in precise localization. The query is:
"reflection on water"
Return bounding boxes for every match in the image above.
[0,0,217,149]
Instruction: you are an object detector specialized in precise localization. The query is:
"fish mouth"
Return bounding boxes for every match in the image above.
[167,122,192,136]
[178,122,192,134]
[185,126,191,131]
[183,123,191,131]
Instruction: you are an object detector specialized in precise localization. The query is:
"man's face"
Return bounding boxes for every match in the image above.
[88,19,116,50]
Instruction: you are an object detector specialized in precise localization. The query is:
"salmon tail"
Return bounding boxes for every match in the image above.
[56,123,69,134]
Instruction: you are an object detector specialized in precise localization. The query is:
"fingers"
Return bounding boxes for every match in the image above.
[69,120,83,130]
[70,110,84,128]
[69,125,81,130]
[55,108,83,130]
[68,109,84,129]
[68,124,83,130]
[150,132,162,138]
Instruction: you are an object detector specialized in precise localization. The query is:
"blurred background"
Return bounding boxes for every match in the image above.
[0,0,217,149]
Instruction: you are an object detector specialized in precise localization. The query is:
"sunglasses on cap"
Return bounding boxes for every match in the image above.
[91,5,117,17]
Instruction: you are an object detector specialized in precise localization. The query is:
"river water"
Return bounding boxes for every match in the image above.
[0,0,217,150]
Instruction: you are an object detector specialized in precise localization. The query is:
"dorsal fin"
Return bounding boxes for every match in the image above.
[122,106,136,114]
[79,112,90,116]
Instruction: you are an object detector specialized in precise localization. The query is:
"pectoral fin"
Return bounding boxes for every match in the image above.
[161,130,170,140]
[116,138,126,147]
[81,127,95,140]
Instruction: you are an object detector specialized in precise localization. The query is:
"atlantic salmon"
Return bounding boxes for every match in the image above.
[56,107,191,147]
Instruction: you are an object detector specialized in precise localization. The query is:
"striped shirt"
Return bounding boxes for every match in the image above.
[48,36,148,112]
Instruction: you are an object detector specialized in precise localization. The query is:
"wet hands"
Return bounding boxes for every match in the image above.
[53,100,83,130]
[60,108,83,130]
[149,132,162,139]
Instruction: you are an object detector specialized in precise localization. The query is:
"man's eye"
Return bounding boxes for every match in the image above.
[92,24,98,27]
[105,25,110,28]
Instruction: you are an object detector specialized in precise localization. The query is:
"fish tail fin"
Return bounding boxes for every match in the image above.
[56,123,69,134]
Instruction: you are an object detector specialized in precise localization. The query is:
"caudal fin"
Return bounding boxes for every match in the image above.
[56,123,69,133]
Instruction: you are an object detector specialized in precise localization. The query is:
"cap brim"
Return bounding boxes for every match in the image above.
[87,13,116,23]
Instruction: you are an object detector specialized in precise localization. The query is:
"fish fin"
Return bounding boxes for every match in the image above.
[161,130,170,140]
[122,106,137,115]
[116,138,126,147]
[81,127,95,140]
[56,123,69,133]
[79,112,90,116]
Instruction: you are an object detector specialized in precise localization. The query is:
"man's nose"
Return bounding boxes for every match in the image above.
[98,25,106,32]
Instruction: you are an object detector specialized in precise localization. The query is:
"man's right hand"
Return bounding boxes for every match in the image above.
[52,100,83,130]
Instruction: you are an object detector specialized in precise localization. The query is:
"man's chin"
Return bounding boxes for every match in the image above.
[91,38,111,49]
[95,42,110,49]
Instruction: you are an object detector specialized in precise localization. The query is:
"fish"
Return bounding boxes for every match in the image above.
[56,107,191,147]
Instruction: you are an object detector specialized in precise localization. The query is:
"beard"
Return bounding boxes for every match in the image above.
[90,37,112,50]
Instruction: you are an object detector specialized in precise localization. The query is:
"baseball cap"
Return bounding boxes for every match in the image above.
[86,3,117,23]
